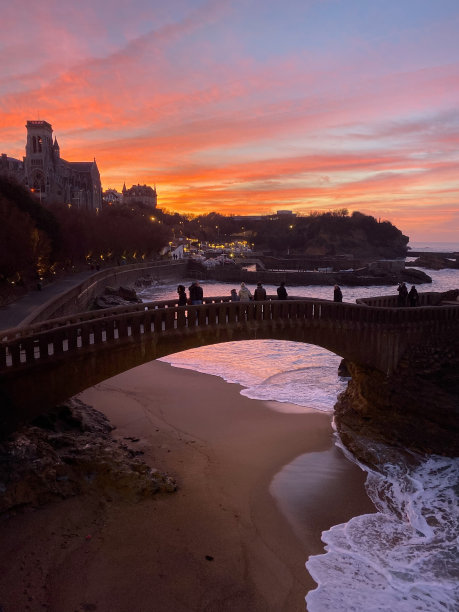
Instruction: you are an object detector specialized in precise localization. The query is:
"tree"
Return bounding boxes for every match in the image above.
[0,177,55,283]
[0,195,35,282]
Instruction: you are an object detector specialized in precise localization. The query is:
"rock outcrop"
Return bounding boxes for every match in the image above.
[399,267,432,284]
[334,336,459,467]
[192,263,432,287]
[408,254,459,270]
[0,399,176,516]
[92,285,142,309]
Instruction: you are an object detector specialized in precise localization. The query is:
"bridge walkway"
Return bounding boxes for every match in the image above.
[0,270,95,331]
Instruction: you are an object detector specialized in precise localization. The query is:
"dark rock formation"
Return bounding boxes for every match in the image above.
[399,267,432,284]
[118,285,140,301]
[407,254,459,270]
[338,359,351,378]
[92,285,142,309]
[0,399,176,516]
[334,336,459,467]
[191,262,433,287]
[134,274,161,288]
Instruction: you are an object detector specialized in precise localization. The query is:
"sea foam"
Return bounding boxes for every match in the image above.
[306,451,459,611]
[161,339,345,413]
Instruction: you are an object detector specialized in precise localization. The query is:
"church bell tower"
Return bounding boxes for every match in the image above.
[25,120,55,200]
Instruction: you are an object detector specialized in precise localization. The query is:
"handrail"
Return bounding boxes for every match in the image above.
[17,260,186,328]
[2,290,456,341]
[1,294,310,340]
[1,296,458,372]
[356,291,450,307]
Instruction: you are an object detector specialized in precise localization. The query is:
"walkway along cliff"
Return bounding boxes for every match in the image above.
[1,292,458,460]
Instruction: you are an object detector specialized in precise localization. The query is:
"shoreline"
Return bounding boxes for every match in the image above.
[0,361,374,612]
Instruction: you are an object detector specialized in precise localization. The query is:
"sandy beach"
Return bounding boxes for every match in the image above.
[0,360,374,612]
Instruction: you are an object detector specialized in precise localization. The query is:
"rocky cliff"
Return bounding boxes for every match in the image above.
[334,336,459,467]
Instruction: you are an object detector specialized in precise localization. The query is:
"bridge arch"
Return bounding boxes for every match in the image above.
[1,296,458,433]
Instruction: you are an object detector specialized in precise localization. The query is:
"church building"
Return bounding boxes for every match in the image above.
[0,120,102,211]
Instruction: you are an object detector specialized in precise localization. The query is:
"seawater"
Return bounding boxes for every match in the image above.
[138,264,459,612]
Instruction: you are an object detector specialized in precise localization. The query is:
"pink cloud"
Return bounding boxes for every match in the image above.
[1,0,458,243]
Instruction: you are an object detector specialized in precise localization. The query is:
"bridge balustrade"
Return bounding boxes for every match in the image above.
[357,292,445,308]
[1,297,458,372]
[0,295,281,342]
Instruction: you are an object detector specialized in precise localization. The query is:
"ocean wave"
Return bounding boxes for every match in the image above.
[306,450,459,611]
[161,340,344,413]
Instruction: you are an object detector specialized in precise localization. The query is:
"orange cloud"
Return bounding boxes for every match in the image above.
[1,0,459,242]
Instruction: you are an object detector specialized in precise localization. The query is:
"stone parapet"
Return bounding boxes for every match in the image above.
[18,261,186,327]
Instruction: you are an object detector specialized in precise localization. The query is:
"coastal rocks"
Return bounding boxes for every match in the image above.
[118,285,140,301]
[408,254,459,270]
[0,399,176,516]
[399,267,432,284]
[334,337,459,467]
[337,359,351,378]
[92,285,142,309]
[134,274,161,288]
[192,260,432,287]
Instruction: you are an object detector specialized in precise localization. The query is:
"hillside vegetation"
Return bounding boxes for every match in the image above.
[249,210,408,258]
[0,177,171,290]
[0,176,408,296]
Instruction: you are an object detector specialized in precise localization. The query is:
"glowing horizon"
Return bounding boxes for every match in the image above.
[1,0,458,241]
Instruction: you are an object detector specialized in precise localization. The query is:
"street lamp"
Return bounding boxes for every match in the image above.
[31,187,42,203]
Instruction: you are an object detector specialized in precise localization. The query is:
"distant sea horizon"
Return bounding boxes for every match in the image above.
[408,240,459,252]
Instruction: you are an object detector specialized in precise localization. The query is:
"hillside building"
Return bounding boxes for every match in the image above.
[103,183,158,209]
[0,120,102,211]
[122,183,157,208]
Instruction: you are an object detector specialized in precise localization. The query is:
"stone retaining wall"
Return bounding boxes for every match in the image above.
[21,261,186,326]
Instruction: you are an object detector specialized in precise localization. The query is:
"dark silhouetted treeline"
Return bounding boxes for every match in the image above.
[0,177,172,286]
[1,175,408,290]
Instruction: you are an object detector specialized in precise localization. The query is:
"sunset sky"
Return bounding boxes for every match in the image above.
[1,0,459,241]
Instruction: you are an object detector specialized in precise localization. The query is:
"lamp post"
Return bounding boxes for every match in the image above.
[31,187,42,203]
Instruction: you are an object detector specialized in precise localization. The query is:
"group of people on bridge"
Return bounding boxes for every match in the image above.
[229,281,289,302]
[177,281,419,306]
[177,281,343,305]
[176,281,289,306]
[176,281,420,308]
[397,282,419,307]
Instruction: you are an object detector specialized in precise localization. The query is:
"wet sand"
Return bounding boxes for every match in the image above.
[0,361,374,612]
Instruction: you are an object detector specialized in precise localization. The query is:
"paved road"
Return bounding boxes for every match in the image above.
[0,270,95,331]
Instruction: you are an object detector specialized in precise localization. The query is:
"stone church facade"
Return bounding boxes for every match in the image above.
[0,120,102,211]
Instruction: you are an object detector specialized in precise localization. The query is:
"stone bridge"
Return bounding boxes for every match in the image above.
[1,293,458,438]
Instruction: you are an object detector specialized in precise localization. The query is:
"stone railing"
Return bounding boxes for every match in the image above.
[356,291,448,308]
[19,260,187,327]
[0,294,250,342]
[2,297,459,372]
